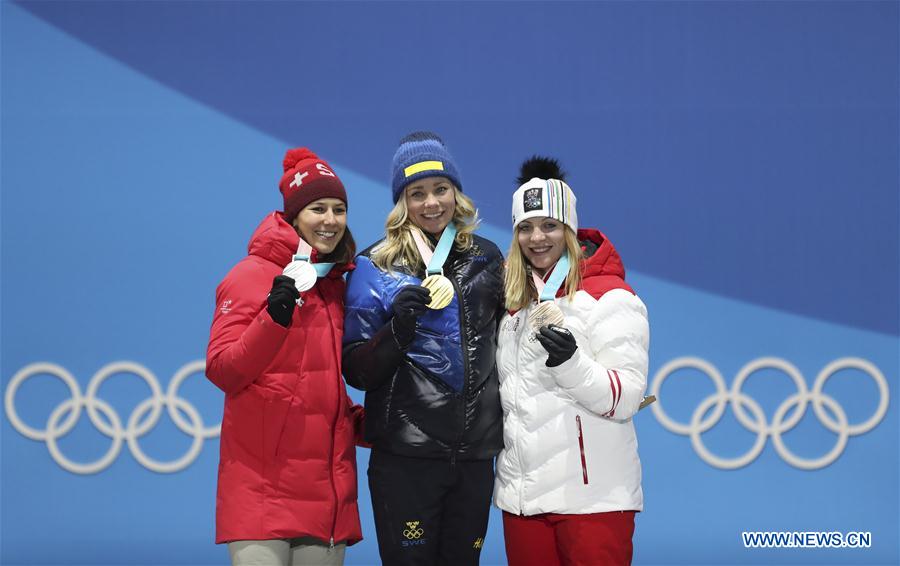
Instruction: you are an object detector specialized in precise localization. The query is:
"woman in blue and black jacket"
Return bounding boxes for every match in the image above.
[342,132,503,566]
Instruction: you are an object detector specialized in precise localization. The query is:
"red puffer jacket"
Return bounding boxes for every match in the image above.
[206,211,363,546]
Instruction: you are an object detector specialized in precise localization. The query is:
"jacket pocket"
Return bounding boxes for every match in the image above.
[253,373,299,461]
[265,396,294,461]
[576,415,589,485]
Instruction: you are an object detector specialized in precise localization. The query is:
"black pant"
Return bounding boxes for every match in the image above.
[367,449,495,566]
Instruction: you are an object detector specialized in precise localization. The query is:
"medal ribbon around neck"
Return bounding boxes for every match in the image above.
[531,252,570,302]
[410,223,457,309]
[292,238,335,276]
[528,253,570,331]
[282,237,335,295]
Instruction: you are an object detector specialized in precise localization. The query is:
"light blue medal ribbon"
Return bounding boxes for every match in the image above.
[538,252,570,302]
[412,223,458,310]
[529,252,570,331]
[292,250,334,277]
[425,222,457,275]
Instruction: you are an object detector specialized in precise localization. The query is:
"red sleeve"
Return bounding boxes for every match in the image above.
[205,262,290,395]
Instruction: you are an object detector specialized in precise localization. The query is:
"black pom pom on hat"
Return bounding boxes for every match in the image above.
[517,155,567,186]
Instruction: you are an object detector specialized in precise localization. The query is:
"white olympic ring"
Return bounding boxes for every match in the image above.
[4,361,220,474]
[650,357,889,470]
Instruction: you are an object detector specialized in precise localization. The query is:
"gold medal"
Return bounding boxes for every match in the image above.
[421,274,454,309]
[529,301,566,331]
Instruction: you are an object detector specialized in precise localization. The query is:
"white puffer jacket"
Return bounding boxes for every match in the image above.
[494,229,650,516]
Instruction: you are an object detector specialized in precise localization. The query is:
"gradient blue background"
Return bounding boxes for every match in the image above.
[2,1,897,564]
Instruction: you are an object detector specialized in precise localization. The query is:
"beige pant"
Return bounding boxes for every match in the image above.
[228,537,346,566]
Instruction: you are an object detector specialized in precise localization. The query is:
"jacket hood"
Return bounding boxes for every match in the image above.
[247,211,352,277]
[577,228,626,281]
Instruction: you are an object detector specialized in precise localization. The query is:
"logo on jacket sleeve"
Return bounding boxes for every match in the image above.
[401,521,427,547]
[219,299,233,314]
[473,537,484,549]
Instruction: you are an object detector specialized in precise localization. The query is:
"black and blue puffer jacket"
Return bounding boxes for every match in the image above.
[342,234,504,462]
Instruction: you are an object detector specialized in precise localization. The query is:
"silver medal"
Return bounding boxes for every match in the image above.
[283,260,318,293]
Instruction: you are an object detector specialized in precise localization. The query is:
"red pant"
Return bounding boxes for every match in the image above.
[503,510,636,566]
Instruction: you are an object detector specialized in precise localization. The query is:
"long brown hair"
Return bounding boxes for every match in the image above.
[321,229,356,265]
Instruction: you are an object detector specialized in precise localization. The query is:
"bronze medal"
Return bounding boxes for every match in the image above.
[529,301,566,331]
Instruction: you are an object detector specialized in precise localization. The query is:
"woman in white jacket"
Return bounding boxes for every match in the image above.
[494,156,651,566]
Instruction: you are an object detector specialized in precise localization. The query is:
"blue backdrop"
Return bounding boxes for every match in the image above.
[2,1,897,564]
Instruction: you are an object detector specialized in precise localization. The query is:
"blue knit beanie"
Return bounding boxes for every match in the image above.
[390,131,462,203]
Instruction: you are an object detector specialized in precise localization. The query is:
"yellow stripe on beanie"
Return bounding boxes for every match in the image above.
[404,160,445,178]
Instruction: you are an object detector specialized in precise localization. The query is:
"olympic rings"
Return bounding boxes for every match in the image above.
[403,529,424,539]
[4,360,219,474]
[650,357,889,470]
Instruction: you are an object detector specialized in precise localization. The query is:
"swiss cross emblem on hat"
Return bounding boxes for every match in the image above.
[289,171,309,188]
[289,163,336,187]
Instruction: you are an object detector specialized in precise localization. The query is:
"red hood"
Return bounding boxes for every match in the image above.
[577,228,626,280]
[247,211,353,277]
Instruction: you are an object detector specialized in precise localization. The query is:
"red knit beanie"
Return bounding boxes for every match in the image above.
[278,148,347,223]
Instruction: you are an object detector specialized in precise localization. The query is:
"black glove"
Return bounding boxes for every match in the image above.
[390,285,431,348]
[267,275,300,327]
[536,324,578,367]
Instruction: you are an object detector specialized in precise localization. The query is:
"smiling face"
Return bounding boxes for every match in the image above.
[517,216,566,277]
[404,176,457,236]
[292,198,347,255]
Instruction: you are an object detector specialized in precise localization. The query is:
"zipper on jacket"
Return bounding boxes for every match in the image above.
[514,312,526,514]
[576,415,589,485]
[449,273,469,468]
[322,286,341,549]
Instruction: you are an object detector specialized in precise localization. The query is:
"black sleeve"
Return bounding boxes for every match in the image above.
[493,244,507,334]
[342,320,406,391]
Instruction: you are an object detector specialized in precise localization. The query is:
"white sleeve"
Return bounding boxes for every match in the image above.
[549,288,650,420]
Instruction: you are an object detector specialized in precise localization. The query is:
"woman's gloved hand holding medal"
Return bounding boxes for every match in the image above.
[282,237,335,303]
[387,225,456,350]
[530,254,657,410]
[530,254,576,365]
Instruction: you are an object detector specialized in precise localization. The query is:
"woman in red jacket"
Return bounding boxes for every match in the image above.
[206,148,364,566]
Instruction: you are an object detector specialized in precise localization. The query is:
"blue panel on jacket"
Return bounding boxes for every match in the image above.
[344,255,464,392]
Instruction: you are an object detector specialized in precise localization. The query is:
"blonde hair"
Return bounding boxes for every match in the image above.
[504,227,583,311]
[371,186,480,273]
